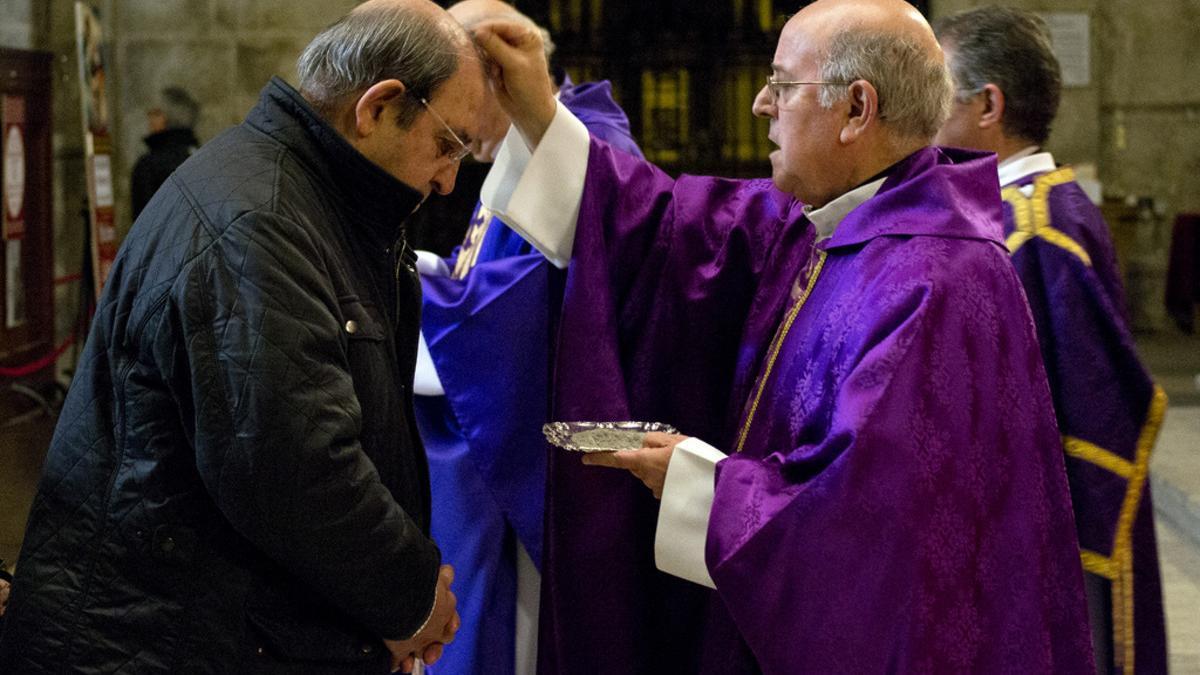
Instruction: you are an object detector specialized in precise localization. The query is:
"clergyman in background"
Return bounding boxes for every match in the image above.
[934,7,1168,674]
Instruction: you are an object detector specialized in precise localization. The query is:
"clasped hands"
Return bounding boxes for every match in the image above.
[384,564,460,673]
[581,432,691,499]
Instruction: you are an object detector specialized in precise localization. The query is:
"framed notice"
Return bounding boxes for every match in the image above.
[75,1,119,297]
[1039,12,1091,88]
[0,47,53,366]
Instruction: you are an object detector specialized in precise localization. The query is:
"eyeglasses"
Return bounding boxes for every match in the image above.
[764,75,850,104]
[419,97,472,163]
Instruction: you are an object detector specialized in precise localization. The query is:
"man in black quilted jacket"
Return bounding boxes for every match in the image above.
[0,0,485,672]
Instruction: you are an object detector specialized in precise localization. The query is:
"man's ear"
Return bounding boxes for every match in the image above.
[840,79,880,144]
[978,83,1005,130]
[353,79,407,138]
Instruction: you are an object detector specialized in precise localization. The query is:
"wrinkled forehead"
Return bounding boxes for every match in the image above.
[772,16,829,76]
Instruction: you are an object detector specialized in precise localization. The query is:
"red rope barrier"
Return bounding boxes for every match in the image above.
[0,334,77,378]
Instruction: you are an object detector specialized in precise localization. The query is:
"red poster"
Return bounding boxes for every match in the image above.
[2,95,26,241]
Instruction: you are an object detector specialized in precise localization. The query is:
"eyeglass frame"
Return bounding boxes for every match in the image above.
[764,75,851,104]
[419,97,472,163]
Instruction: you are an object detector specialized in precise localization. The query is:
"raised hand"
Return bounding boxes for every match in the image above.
[470,19,558,147]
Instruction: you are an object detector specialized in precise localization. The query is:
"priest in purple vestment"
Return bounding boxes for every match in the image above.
[471,0,1095,672]
[935,8,1168,675]
[413,3,644,675]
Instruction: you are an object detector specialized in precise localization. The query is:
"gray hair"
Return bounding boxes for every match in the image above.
[933,6,1061,145]
[817,28,953,144]
[160,86,199,129]
[297,4,462,127]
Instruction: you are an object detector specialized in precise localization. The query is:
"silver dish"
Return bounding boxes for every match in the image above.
[542,420,679,453]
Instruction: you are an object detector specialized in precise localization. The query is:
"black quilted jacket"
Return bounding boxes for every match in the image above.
[0,78,442,673]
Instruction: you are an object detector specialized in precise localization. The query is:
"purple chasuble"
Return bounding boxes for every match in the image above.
[548,141,1094,673]
[1002,168,1168,675]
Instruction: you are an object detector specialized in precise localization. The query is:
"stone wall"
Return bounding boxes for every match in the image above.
[0,0,35,49]
[110,0,362,233]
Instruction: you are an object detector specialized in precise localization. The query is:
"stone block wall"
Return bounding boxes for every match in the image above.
[0,0,35,49]
[110,0,361,234]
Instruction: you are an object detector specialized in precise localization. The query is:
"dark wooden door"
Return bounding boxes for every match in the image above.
[0,48,54,374]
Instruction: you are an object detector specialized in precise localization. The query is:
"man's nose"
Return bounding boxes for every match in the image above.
[432,161,459,196]
[751,86,775,119]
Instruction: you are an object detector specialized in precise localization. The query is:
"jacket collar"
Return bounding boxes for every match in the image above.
[820,146,1005,252]
[246,77,424,251]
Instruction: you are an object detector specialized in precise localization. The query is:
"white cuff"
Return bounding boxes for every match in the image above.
[414,249,450,277]
[480,99,590,269]
[412,330,445,396]
[655,437,725,589]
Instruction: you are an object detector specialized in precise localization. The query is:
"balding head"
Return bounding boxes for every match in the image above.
[298,0,477,127]
[793,0,951,143]
[753,0,952,205]
[448,0,556,62]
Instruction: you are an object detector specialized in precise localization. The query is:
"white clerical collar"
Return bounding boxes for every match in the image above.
[803,176,887,241]
[997,146,1057,187]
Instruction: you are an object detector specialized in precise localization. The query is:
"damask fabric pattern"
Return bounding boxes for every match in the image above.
[416,79,642,675]
[0,78,439,674]
[1003,169,1168,675]
[549,142,1094,673]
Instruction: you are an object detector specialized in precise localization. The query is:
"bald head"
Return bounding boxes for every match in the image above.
[448,0,556,61]
[298,0,478,126]
[794,0,938,46]
[752,0,952,205]
[779,0,950,144]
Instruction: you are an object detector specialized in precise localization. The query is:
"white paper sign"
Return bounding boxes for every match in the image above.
[1039,12,1091,87]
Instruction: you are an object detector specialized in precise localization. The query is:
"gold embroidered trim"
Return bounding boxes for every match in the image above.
[1064,437,1135,479]
[1002,168,1092,266]
[451,207,494,279]
[1081,549,1118,580]
[1068,386,1166,674]
[1109,385,1167,674]
[734,250,828,454]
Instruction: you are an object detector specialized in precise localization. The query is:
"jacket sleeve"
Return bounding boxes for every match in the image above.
[174,210,440,640]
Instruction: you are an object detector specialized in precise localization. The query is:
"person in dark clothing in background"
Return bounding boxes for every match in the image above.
[0,0,484,672]
[131,86,201,219]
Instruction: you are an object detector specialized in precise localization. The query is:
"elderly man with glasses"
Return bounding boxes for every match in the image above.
[934,7,1168,675]
[468,0,1095,672]
[0,1,484,672]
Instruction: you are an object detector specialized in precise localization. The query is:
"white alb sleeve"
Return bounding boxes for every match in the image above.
[480,100,590,269]
[412,330,445,397]
[413,249,450,277]
[655,437,726,589]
